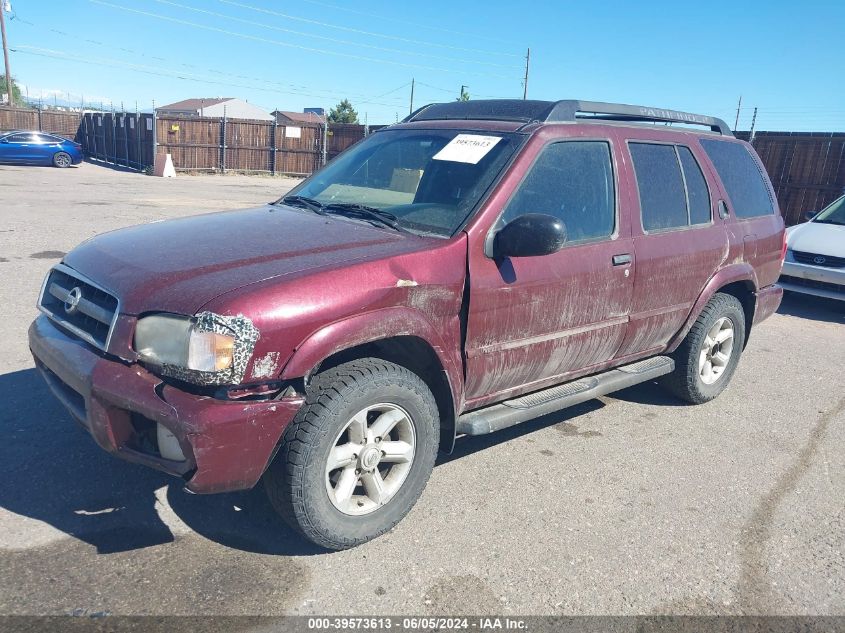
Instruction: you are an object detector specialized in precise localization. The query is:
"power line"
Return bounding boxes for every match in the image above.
[294,0,518,46]
[154,0,522,70]
[414,80,513,99]
[11,45,410,109]
[16,19,412,105]
[218,0,521,59]
[90,0,515,79]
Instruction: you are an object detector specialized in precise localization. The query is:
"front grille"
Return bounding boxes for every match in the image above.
[38,264,119,350]
[791,250,845,268]
[780,275,845,295]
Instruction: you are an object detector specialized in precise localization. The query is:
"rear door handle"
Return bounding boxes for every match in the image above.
[612,254,632,266]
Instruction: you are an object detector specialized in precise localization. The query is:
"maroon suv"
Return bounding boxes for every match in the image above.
[29,100,785,549]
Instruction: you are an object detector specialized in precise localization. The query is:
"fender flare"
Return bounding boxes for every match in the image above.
[666,263,758,352]
[279,307,463,415]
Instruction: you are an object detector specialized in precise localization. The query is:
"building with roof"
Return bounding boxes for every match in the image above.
[156,98,274,121]
[272,109,326,125]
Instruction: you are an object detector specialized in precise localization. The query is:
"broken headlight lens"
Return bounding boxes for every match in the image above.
[134,314,235,372]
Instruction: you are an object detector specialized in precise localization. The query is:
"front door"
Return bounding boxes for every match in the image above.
[0,133,35,163]
[464,137,634,405]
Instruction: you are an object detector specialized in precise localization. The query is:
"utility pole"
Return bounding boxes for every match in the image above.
[734,95,742,130]
[409,77,414,115]
[459,85,468,101]
[749,107,758,144]
[321,110,328,166]
[0,0,13,107]
[522,48,530,100]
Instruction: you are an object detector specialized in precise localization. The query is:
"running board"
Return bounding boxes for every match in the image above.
[456,356,675,436]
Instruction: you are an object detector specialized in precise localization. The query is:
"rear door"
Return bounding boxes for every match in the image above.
[615,135,729,357]
[33,133,61,163]
[699,139,784,288]
[464,133,634,404]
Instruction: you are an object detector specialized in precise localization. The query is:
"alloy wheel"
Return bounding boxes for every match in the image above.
[325,403,416,516]
[698,316,735,385]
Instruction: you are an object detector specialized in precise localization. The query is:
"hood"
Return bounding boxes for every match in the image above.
[63,205,436,315]
[786,221,845,258]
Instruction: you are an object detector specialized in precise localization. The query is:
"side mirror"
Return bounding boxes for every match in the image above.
[803,210,817,222]
[494,213,567,258]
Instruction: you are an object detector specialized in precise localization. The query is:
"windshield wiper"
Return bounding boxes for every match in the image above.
[279,195,328,215]
[323,203,411,233]
[813,218,845,226]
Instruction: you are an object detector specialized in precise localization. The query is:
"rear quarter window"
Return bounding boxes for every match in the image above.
[700,139,774,218]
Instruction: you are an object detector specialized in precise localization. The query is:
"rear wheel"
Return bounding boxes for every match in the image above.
[662,292,746,404]
[264,358,439,550]
[52,152,72,168]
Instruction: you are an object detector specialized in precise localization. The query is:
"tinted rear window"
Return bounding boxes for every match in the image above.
[700,140,774,218]
[36,133,62,143]
[678,146,711,225]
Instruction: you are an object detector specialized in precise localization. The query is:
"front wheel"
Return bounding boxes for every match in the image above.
[662,292,746,404]
[264,358,439,550]
[52,151,72,168]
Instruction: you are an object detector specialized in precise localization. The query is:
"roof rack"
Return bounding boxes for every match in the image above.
[403,99,733,136]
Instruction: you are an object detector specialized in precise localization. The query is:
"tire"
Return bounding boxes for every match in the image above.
[264,358,439,550]
[662,292,746,404]
[53,152,72,168]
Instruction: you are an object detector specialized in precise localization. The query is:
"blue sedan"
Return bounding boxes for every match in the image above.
[0,130,83,167]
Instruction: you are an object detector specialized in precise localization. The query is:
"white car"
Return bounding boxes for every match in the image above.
[780,195,845,300]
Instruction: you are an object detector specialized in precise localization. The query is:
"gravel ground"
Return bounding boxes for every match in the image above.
[1,161,843,618]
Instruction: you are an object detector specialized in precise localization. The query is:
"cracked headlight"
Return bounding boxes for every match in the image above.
[134,312,259,385]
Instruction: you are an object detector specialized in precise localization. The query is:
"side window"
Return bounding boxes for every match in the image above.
[629,143,688,231]
[502,141,615,243]
[700,139,774,218]
[677,146,711,225]
[35,133,60,144]
[5,134,30,143]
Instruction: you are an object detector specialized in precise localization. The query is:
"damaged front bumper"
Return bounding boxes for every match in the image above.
[28,315,304,494]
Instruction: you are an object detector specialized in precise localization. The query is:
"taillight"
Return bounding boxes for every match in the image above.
[780,231,788,262]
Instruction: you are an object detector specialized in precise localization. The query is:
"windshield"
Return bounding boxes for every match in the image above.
[282,128,521,236]
[813,195,845,225]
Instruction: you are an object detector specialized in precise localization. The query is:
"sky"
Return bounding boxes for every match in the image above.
[3,0,844,131]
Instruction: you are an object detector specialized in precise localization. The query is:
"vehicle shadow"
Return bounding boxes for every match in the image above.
[606,379,689,407]
[440,399,606,465]
[0,368,321,557]
[0,367,673,557]
[777,291,844,324]
[82,157,143,174]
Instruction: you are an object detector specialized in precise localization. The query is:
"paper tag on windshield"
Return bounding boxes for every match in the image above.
[432,134,502,164]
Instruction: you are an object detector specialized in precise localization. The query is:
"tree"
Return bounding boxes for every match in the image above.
[457,86,470,102]
[0,74,27,107]
[328,99,359,124]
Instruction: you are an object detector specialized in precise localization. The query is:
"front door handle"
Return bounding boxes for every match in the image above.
[612,254,632,266]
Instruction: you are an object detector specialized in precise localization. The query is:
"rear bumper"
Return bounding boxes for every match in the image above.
[752,283,783,325]
[29,315,304,493]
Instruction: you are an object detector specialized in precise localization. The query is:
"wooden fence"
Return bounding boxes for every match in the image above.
[0,106,82,139]
[154,115,323,175]
[741,131,845,226]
